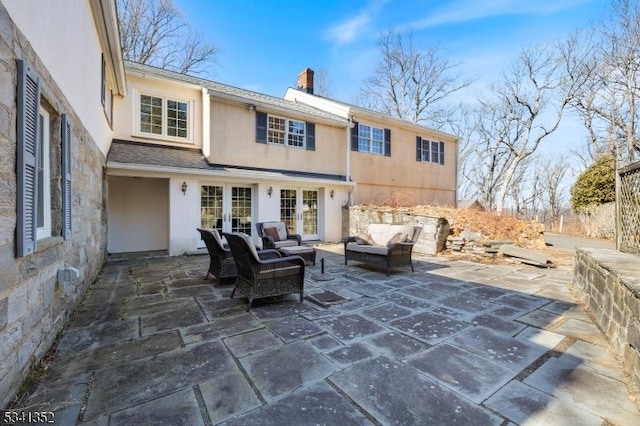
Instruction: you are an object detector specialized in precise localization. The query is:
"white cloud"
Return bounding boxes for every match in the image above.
[405,0,594,30]
[325,0,389,45]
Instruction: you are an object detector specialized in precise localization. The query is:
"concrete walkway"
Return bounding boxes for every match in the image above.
[15,246,640,425]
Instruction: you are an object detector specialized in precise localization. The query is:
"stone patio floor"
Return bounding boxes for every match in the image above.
[14,245,640,425]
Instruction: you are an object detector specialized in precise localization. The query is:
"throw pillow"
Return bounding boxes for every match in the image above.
[263,226,280,242]
[355,233,374,245]
[386,232,408,247]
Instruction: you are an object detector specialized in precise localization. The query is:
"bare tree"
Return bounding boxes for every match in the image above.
[117,0,217,76]
[357,29,471,126]
[313,69,334,97]
[484,44,573,212]
[540,156,570,222]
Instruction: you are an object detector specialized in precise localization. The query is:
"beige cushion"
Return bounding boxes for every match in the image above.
[386,232,408,247]
[355,233,374,245]
[233,232,260,260]
[273,239,298,249]
[280,245,314,255]
[346,244,389,255]
[263,222,288,241]
[367,224,414,246]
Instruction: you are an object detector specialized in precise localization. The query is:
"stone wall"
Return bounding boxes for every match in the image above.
[0,6,108,407]
[347,206,449,255]
[573,248,640,390]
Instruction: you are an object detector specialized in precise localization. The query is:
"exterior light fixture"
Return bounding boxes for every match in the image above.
[268,186,273,197]
[330,189,335,199]
[181,181,188,196]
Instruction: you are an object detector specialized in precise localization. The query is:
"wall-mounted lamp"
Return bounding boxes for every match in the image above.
[267,186,273,198]
[248,104,256,112]
[181,181,188,196]
[330,189,335,199]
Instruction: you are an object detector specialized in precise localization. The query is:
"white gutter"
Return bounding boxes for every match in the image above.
[107,162,355,187]
[201,88,210,159]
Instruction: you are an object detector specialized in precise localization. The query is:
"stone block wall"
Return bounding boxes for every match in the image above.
[0,7,108,407]
[574,248,640,390]
[347,206,449,255]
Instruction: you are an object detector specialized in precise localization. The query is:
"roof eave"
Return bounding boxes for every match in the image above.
[90,0,127,96]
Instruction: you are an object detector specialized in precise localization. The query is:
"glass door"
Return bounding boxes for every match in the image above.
[201,184,253,240]
[280,188,318,240]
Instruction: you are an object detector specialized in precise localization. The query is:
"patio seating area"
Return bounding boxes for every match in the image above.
[13,245,640,425]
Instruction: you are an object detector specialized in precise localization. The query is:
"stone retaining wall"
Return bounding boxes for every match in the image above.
[347,206,449,255]
[574,248,640,389]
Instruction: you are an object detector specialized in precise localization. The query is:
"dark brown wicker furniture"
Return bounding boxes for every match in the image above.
[197,228,238,282]
[278,245,316,266]
[343,225,422,276]
[224,232,306,308]
[256,221,302,249]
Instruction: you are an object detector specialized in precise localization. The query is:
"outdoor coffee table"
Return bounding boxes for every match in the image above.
[279,245,316,266]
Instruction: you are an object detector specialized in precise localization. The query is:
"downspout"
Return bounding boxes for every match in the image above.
[202,88,210,159]
[346,118,354,206]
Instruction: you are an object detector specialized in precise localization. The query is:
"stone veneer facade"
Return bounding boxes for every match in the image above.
[0,6,108,407]
[347,206,449,255]
[574,248,640,390]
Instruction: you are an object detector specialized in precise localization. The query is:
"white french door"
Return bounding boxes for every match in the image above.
[280,189,318,240]
[200,184,253,237]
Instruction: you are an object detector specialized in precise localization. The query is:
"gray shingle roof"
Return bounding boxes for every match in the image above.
[107,140,349,183]
[125,61,348,125]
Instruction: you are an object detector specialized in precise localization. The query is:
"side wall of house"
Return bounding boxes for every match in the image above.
[0,4,111,407]
[349,119,458,206]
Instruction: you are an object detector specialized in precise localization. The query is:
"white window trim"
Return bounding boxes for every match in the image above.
[133,89,194,143]
[37,107,51,240]
[358,123,385,155]
[267,114,306,148]
[419,138,444,165]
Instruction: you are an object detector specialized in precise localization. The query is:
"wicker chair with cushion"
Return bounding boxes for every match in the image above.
[343,224,422,276]
[256,221,302,249]
[197,228,237,282]
[223,232,306,308]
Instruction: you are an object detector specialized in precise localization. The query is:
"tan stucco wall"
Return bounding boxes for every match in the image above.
[208,102,347,177]
[349,121,457,205]
[3,0,115,155]
[112,73,203,148]
[351,184,456,206]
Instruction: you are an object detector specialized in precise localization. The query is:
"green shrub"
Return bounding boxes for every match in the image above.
[570,154,615,210]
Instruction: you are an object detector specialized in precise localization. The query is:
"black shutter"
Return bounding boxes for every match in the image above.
[306,122,315,151]
[61,114,72,240]
[101,54,106,106]
[351,121,359,151]
[256,111,267,143]
[439,141,445,165]
[416,136,422,161]
[16,60,41,257]
[384,128,391,157]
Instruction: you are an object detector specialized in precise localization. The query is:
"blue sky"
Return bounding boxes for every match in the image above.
[175,0,606,104]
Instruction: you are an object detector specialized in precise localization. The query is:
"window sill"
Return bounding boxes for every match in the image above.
[133,132,192,145]
[37,236,64,251]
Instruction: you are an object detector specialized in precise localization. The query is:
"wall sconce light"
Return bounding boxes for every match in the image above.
[181,181,188,196]
[248,104,256,112]
[330,189,335,199]
[267,186,273,198]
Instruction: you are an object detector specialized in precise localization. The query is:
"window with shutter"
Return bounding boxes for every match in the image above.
[354,122,389,156]
[16,60,41,257]
[416,136,445,165]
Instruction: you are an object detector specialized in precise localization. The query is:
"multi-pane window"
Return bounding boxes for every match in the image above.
[358,124,384,155]
[139,93,189,139]
[268,115,305,147]
[417,137,445,165]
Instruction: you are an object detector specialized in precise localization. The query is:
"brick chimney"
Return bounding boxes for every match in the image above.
[297,68,314,94]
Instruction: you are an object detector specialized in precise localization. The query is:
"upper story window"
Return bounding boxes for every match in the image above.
[137,92,190,140]
[268,114,305,147]
[351,121,391,157]
[416,137,444,165]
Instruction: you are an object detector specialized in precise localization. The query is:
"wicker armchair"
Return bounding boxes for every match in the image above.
[256,221,302,249]
[197,228,237,282]
[223,232,306,307]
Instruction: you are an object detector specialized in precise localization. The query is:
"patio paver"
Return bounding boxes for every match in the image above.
[10,246,640,425]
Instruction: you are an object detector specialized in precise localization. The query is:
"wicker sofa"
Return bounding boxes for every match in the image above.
[344,224,422,276]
